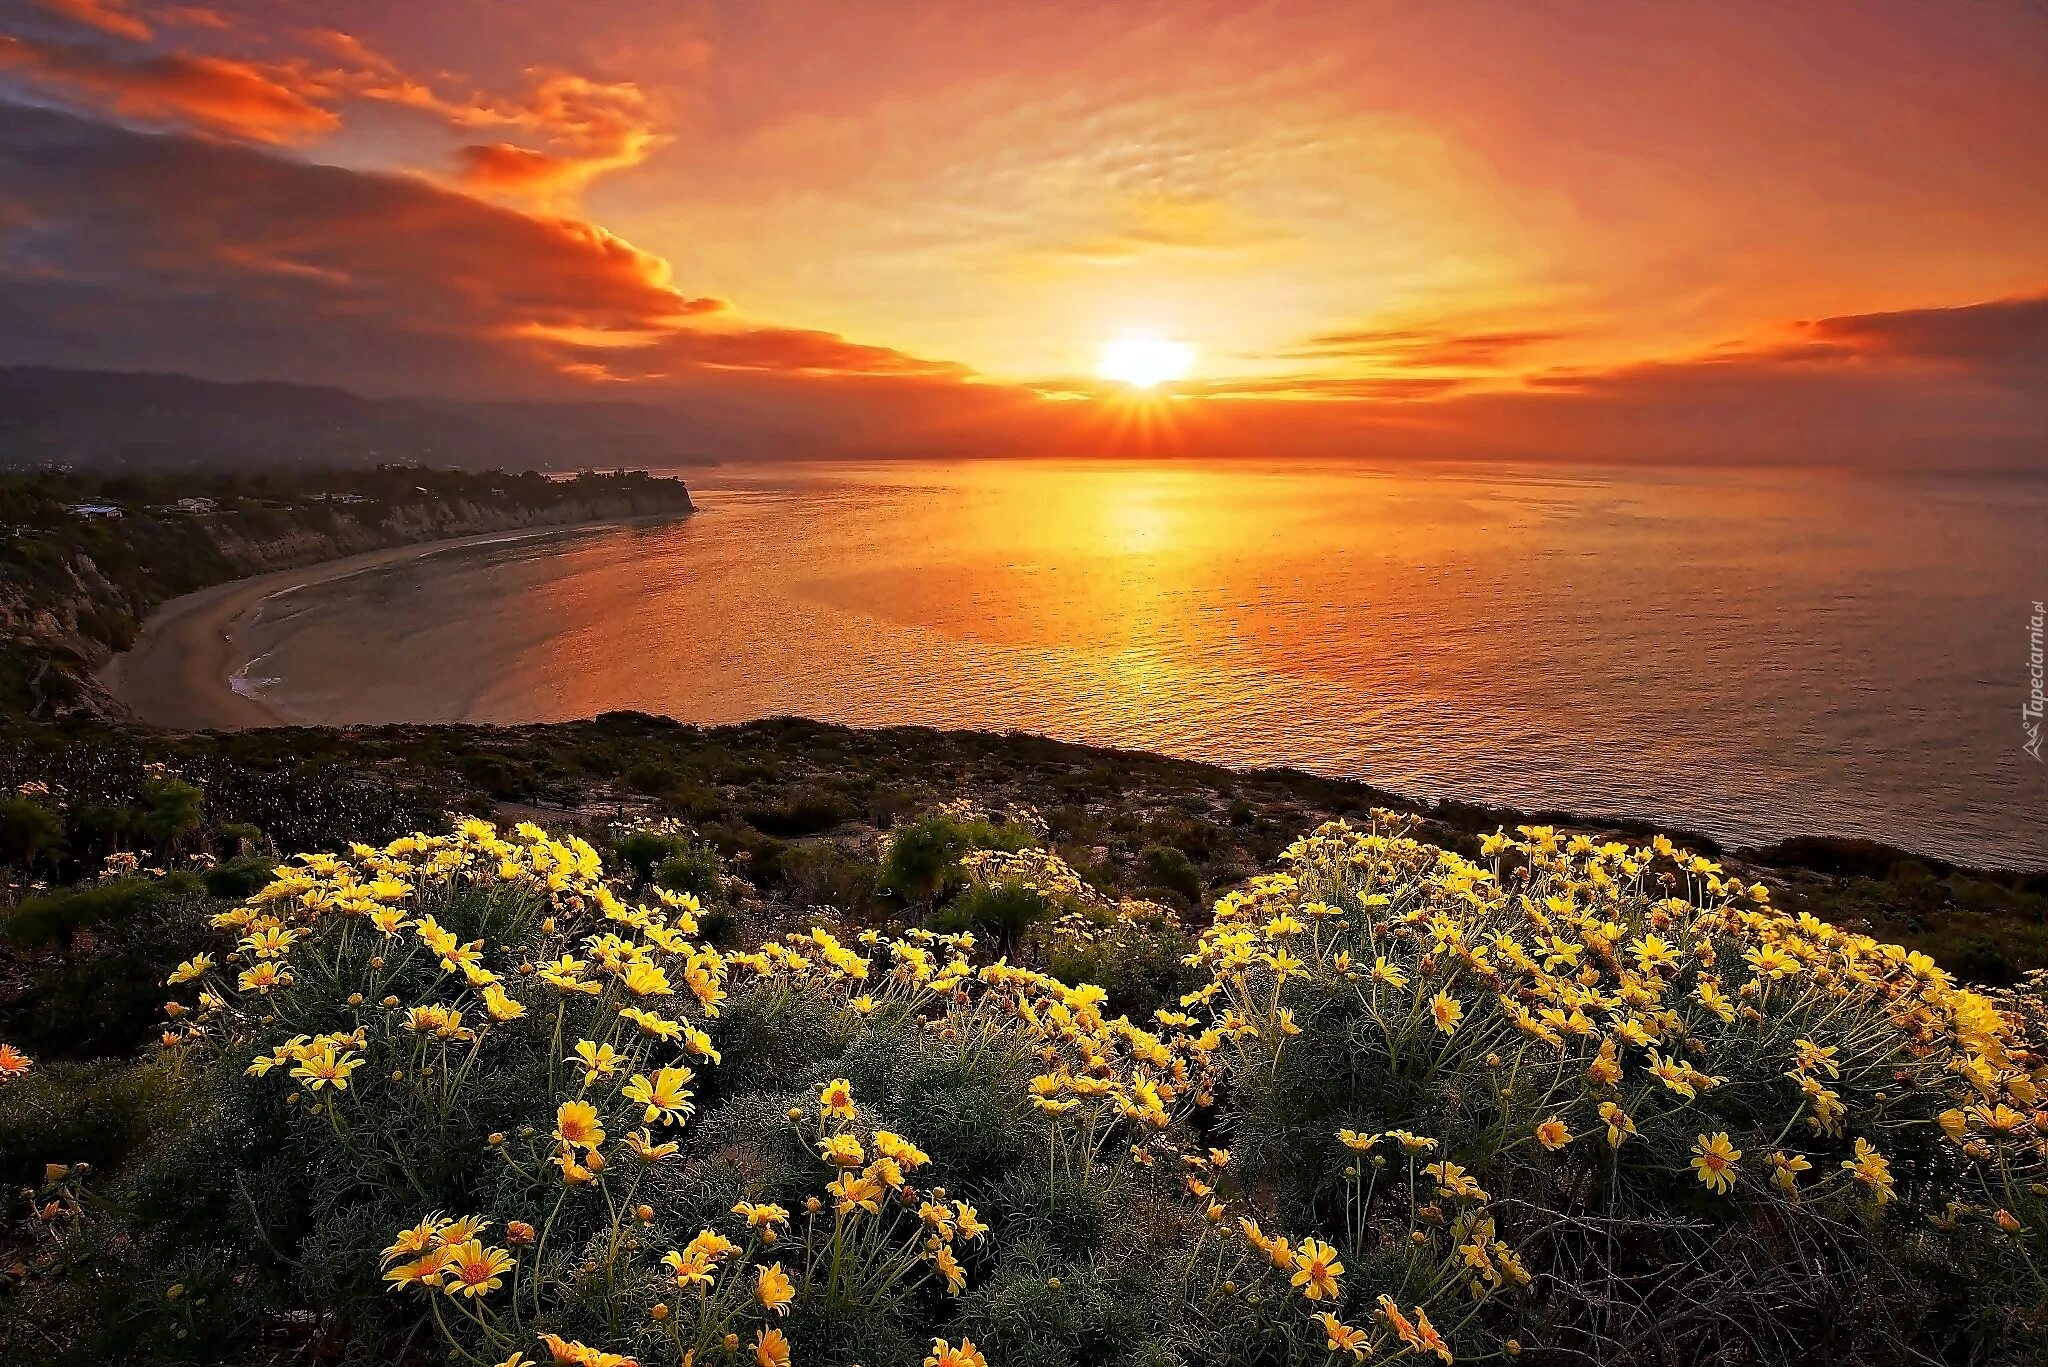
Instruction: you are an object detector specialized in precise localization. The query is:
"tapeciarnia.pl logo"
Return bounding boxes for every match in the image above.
[2027,600,2045,762]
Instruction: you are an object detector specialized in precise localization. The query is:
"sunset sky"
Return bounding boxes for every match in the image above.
[1,0,2045,465]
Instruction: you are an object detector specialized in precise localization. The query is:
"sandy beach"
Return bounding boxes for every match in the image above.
[98,520,641,731]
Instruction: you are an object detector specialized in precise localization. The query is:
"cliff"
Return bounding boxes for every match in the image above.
[0,469,695,715]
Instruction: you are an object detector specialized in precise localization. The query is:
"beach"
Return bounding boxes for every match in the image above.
[98,520,643,731]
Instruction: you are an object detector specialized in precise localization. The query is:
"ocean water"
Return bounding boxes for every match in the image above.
[239,459,2048,867]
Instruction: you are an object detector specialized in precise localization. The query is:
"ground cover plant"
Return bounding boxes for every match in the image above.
[3,808,2042,1366]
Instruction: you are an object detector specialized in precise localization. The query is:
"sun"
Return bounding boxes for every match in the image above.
[1097,334,1194,390]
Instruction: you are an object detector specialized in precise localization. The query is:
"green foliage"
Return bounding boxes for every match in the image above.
[740,787,855,836]
[0,880,205,1057]
[203,853,279,900]
[0,1057,180,1186]
[936,879,1054,947]
[0,794,65,868]
[0,873,199,947]
[613,828,690,884]
[653,843,727,901]
[1138,843,1203,907]
[139,776,205,849]
[879,812,1035,905]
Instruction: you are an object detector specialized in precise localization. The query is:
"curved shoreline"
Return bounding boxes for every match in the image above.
[99,518,654,731]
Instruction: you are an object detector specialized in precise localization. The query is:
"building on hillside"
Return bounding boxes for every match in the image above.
[69,503,123,519]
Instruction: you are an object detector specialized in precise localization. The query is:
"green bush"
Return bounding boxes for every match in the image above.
[653,843,728,901]
[740,788,854,836]
[202,853,276,900]
[0,794,65,869]
[935,880,1054,947]
[1138,843,1203,907]
[0,1057,179,1186]
[879,812,1034,905]
[614,829,689,884]
[0,873,199,948]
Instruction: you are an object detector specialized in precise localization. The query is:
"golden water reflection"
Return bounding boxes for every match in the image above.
[247,459,2048,866]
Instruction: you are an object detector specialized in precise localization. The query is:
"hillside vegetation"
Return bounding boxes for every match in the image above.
[1,809,2042,1366]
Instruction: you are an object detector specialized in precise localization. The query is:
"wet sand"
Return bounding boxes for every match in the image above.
[99,520,643,731]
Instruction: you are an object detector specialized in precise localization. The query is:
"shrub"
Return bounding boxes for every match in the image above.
[0,873,200,948]
[0,1056,177,1186]
[12,812,2043,1367]
[654,843,728,902]
[935,880,1054,948]
[614,828,690,884]
[202,853,276,900]
[879,811,1035,906]
[741,789,855,837]
[0,794,64,869]
[1138,843,1202,908]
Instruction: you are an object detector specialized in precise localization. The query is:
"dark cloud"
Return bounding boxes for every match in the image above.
[0,100,966,400]
[0,34,336,142]
[1796,293,2048,377]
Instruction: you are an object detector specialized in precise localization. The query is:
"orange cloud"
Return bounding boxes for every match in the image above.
[29,0,225,39]
[1282,328,1566,369]
[448,77,664,206]
[31,0,151,42]
[0,35,337,143]
[0,100,960,398]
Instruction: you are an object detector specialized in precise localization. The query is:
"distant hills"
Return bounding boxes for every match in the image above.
[0,367,715,472]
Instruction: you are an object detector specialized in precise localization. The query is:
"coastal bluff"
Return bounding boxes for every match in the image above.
[0,467,696,716]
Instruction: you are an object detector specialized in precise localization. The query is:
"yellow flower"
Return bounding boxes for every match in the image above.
[827,1171,883,1215]
[1768,1151,1812,1197]
[1428,990,1464,1034]
[734,1200,790,1229]
[819,1076,859,1119]
[383,1247,452,1290]
[926,1338,989,1367]
[481,984,527,1022]
[554,1100,606,1152]
[623,1067,696,1126]
[1336,1128,1381,1153]
[932,1241,966,1294]
[621,961,673,997]
[1535,1116,1573,1151]
[1598,1102,1636,1148]
[1690,1132,1742,1195]
[538,1334,636,1367]
[570,1040,620,1085]
[1290,1237,1344,1301]
[1313,1311,1370,1361]
[753,1326,791,1367]
[290,1046,361,1091]
[1841,1136,1895,1205]
[818,1133,866,1168]
[625,1128,679,1162]
[661,1247,715,1290]
[874,1129,932,1168]
[754,1261,795,1315]
[166,953,214,985]
[441,1240,514,1298]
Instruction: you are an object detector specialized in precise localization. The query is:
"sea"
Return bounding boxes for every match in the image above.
[229,458,2048,868]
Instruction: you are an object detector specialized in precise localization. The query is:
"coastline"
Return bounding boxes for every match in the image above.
[98,518,658,731]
